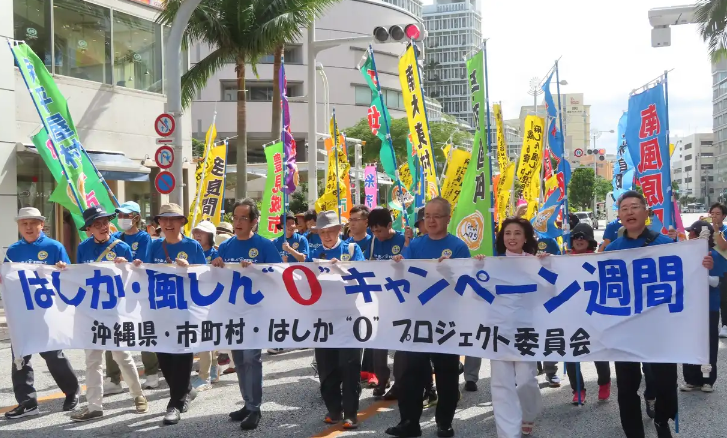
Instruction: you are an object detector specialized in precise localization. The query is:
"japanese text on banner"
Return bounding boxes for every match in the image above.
[0,240,708,364]
[517,115,545,220]
[188,142,227,232]
[260,142,285,239]
[440,145,471,209]
[364,165,378,208]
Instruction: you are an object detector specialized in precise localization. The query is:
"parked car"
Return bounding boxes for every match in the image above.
[575,211,598,229]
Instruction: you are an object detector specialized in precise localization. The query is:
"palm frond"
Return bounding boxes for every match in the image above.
[181,47,235,108]
[695,0,727,60]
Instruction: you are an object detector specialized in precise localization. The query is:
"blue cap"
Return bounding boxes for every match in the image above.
[116,201,141,215]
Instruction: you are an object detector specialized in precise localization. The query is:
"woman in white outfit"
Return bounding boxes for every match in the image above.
[491,217,544,437]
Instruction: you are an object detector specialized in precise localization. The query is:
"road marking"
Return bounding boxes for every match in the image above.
[0,385,88,414]
[310,399,396,438]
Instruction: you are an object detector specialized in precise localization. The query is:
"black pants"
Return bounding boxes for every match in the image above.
[566,362,611,392]
[361,349,374,373]
[11,349,79,406]
[315,348,362,418]
[683,310,719,386]
[615,362,677,438]
[157,353,193,410]
[373,349,390,386]
[398,352,459,428]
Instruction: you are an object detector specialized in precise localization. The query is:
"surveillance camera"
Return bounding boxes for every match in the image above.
[651,27,671,48]
[648,5,696,27]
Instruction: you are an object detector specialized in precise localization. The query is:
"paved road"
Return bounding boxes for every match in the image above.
[1,341,726,437]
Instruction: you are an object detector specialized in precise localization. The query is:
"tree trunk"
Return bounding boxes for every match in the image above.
[236,58,248,199]
[270,43,284,141]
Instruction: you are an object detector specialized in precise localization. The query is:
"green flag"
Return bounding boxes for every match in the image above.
[406,135,419,193]
[360,50,396,179]
[12,42,117,229]
[448,49,494,256]
[260,142,285,239]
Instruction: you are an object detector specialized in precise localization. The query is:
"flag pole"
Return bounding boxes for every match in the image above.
[332,109,342,222]
[482,39,496,252]
[555,60,569,235]
[411,41,440,197]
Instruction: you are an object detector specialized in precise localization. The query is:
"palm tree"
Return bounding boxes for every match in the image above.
[270,43,284,140]
[158,0,340,199]
[696,0,727,60]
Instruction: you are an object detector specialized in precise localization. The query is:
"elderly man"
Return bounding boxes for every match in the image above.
[3,207,81,419]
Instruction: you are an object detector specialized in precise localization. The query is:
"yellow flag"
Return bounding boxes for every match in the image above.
[517,115,545,220]
[496,162,515,223]
[185,142,226,234]
[441,147,471,208]
[317,135,351,220]
[399,44,439,199]
[493,103,510,172]
[185,122,221,234]
[399,162,413,190]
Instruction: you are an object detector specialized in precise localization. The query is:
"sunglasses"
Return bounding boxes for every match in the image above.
[571,232,587,241]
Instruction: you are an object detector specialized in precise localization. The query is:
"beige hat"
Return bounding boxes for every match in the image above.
[154,203,187,224]
[193,220,216,236]
[312,210,341,229]
[216,222,233,234]
[215,233,231,247]
[15,207,45,222]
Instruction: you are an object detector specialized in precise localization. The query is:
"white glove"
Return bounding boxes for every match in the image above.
[700,228,711,240]
[709,276,720,288]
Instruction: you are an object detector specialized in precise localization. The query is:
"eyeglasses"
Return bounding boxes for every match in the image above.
[618,205,644,214]
[348,217,366,223]
[571,233,587,240]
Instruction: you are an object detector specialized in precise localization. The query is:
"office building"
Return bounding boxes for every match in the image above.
[671,133,715,203]
[382,0,423,17]
[713,59,727,202]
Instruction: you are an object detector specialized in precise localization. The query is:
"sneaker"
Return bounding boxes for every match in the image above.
[367,376,379,388]
[142,374,159,389]
[240,411,261,430]
[655,420,673,438]
[63,393,80,411]
[546,374,561,388]
[596,382,610,401]
[373,385,387,398]
[103,378,123,395]
[229,407,250,421]
[720,325,727,338]
[702,384,715,393]
[324,412,342,424]
[70,407,103,422]
[217,353,230,365]
[135,396,148,414]
[383,386,398,401]
[437,425,455,438]
[223,367,236,375]
[5,403,39,419]
[182,388,197,413]
[521,421,535,436]
[464,381,478,392]
[572,390,586,405]
[385,420,422,437]
[360,371,374,382]
[191,375,212,392]
[424,388,438,408]
[210,364,220,383]
[680,383,699,392]
[342,418,358,430]
[645,398,656,419]
[163,407,180,425]
[267,348,291,355]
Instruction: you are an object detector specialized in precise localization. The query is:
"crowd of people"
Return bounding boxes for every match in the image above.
[1,189,722,438]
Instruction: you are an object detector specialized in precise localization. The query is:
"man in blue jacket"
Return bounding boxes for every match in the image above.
[3,207,80,419]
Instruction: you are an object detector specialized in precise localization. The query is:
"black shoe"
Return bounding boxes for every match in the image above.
[4,403,39,419]
[63,393,80,412]
[229,407,251,421]
[645,398,656,419]
[383,386,399,401]
[424,388,438,408]
[437,425,455,438]
[385,420,422,437]
[240,411,261,430]
[163,407,180,425]
[464,381,478,392]
[655,421,673,438]
[458,362,464,375]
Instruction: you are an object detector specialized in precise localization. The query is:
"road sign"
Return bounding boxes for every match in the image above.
[154,113,175,137]
[155,171,176,194]
[574,148,583,157]
[156,138,173,145]
[155,146,174,170]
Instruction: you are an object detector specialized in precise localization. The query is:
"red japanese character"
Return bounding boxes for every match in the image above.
[367,69,378,87]
[44,139,57,159]
[270,194,282,213]
[639,174,664,207]
[637,138,663,173]
[86,190,100,207]
[639,104,661,139]
[267,216,281,233]
[273,153,283,173]
[368,106,381,135]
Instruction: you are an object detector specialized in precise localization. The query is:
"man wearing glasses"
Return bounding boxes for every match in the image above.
[345,205,373,256]
[212,198,282,430]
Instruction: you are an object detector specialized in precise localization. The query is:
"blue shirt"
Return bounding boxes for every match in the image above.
[4,233,70,265]
[604,229,674,252]
[306,232,323,255]
[345,234,373,259]
[603,219,622,242]
[306,240,365,262]
[709,249,727,311]
[273,233,309,262]
[148,236,207,264]
[203,247,219,264]
[77,236,133,264]
[402,234,470,260]
[371,231,406,260]
[537,238,561,255]
[217,233,282,263]
[112,230,151,262]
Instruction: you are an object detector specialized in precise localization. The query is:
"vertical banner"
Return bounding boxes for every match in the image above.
[440,146,471,209]
[360,49,396,180]
[494,103,510,172]
[11,42,117,230]
[399,44,439,198]
[626,83,672,232]
[364,165,378,208]
[317,135,351,220]
[194,143,227,226]
[612,112,634,208]
[448,49,494,256]
[260,142,285,239]
[517,115,545,220]
[280,62,298,194]
[497,163,516,223]
[186,119,218,234]
[493,103,512,223]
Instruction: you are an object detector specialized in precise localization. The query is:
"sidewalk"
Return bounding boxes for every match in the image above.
[0,298,7,341]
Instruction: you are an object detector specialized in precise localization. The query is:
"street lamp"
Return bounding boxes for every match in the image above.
[590,129,614,216]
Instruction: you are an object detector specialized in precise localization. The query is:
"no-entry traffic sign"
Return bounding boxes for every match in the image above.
[155,146,174,170]
[155,171,176,194]
[155,113,175,137]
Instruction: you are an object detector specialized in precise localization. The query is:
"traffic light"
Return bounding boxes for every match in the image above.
[587,148,606,161]
[373,24,425,43]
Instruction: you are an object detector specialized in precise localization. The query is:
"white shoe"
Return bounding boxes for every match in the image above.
[702,384,715,393]
[680,383,699,392]
[142,374,159,389]
[720,326,727,338]
[102,378,123,395]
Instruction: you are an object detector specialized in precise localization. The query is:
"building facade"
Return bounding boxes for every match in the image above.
[3,0,194,259]
[422,0,482,128]
[712,59,727,202]
[671,133,715,203]
[382,0,423,17]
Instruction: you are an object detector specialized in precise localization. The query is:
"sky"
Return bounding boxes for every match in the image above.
[423,0,714,153]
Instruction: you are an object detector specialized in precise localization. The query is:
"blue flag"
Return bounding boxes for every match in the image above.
[625,83,672,232]
[542,72,564,158]
[531,189,564,239]
[611,112,635,208]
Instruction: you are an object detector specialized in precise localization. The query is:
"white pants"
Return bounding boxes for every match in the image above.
[85,350,143,412]
[491,360,542,438]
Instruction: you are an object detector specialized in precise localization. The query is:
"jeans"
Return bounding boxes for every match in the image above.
[11,349,79,406]
[315,348,361,418]
[683,310,719,386]
[615,362,677,438]
[85,350,143,412]
[105,351,158,384]
[398,352,459,428]
[464,356,482,383]
[157,353,193,410]
[491,360,542,438]
[565,362,611,391]
[231,349,263,411]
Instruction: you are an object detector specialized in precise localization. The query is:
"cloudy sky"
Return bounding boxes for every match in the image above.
[423,0,714,153]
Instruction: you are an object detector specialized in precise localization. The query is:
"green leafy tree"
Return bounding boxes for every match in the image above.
[568,167,595,210]
[594,176,612,202]
[289,183,309,213]
[158,0,340,200]
[192,137,206,158]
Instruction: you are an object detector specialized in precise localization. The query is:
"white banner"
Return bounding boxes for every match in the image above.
[0,240,709,363]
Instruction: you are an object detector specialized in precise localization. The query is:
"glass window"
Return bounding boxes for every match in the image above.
[355,85,370,105]
[113,11,162,92]
[14,0,53,69]
[53,0,111,84]
[221,80,237,101]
